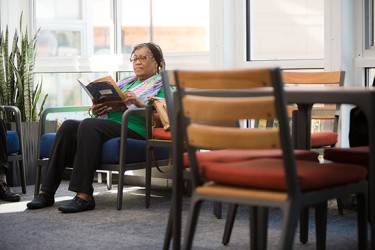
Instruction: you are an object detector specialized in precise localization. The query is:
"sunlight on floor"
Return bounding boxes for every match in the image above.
[0,185,166,214]
[0,196,73,214]
[101,186,164,198]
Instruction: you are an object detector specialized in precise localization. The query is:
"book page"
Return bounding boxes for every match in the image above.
[77,77,94,99]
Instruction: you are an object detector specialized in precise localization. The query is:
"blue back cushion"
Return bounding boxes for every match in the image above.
[6,131,20,154]
[40,133,169,164]
[40,133,56,158]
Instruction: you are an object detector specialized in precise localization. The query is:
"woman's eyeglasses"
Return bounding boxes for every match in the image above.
[130,55,154,63]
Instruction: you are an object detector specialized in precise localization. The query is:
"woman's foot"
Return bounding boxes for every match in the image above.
[27,192,55,209]
[58,195,95,213]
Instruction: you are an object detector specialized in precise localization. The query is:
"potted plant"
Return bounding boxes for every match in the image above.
[0,13,48,186]
[0,13,47,121]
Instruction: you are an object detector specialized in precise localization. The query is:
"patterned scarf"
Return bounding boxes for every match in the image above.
[99,74,163,119]
[118,74,163,109]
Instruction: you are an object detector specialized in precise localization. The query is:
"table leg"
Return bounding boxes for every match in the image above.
[293,105,312,150]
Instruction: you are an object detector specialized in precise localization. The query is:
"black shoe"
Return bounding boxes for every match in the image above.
[27,193,55,209]
[58,196,95,213]
[0,181,21,202]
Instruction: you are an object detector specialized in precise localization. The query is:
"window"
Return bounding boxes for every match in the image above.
[35,0,112,57]
[121,0,209,53]
[246,0,324,61]
[365,0,375,49]
[34,72,107,107]
[361,1,375,86]
[33,0,210,108]
[35,0,210,57]
[366,68,375,86]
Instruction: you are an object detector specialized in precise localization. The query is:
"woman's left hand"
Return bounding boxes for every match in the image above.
[124,90,146,108]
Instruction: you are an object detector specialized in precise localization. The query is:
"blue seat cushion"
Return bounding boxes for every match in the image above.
[40,133,56,158]
[101,137,169,164]
[40,133,169,164]
[6,131,20,154]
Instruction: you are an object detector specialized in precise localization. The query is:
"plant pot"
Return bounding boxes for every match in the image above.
[7,120,58,187]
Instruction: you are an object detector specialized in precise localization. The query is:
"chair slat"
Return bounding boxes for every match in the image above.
[282,71,344,85]
[182,96,276,121]
[197,183,288,202]
[177,68,274,89]
[187,124,280,150]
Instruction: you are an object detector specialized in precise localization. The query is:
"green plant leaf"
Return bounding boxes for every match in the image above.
[1,12,47,121]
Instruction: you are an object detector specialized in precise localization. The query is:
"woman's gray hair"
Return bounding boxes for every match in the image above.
[131,42,166,73]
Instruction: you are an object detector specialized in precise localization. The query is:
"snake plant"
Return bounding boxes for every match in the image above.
[0,13,47,122]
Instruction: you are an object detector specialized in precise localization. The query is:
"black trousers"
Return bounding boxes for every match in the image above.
[41,118,143,196]
[0,119,7,167]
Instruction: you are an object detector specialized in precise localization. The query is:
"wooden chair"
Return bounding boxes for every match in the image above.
[282,70,345,149]
[34,106,170,210]
[161,69,321,249]
[172,68,367,250]
[0,106,26,194]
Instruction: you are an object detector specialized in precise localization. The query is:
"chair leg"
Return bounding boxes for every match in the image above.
[336,197,344,215]
[213,201,222,219]
[18,160,26,194]
[97,172,103,183]
[163,203,173,250]
[315,202,328,250]
[222,203,238,245]
[299,207,309,244]
[183,179,192,197]
[280,203,299,250]
[106,171,112,190]
[145,147,153,208]
[182,197,202,250]
[357,193,368,250]
[250,206,268,250]
[117,170,124,210]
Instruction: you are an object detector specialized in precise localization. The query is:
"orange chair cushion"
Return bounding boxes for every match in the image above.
[183,149,319,168]
[324,146,369,166]
[311,132,338,148]
[200,158,367,192]
[152,128,172,140]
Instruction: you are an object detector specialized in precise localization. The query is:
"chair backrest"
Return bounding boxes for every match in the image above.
[282,71,345,86]
[0,106,24,155]
[282,70,345,135]
[282,71,345,108]
[172,68,299,196]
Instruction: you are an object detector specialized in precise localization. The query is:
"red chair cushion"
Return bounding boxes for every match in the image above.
[311,132,338,148]
[183,149,319,168]
[324,146,369,166]
[152,128,172,140]
[200,158,367,192]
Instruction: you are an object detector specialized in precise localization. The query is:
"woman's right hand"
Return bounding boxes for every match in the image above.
[91,103,108,116]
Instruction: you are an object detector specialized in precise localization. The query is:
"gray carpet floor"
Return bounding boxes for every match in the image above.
[0,181,369,250]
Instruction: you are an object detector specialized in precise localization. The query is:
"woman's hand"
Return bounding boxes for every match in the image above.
[124,90,146,108]
[91,103,108,116]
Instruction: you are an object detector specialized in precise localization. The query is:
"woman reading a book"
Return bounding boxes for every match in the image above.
[27,42,166,213]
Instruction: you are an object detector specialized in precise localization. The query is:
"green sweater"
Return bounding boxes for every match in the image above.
[105,80,165,139]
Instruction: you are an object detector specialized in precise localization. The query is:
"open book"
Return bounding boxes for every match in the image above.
[78,75,127,112]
